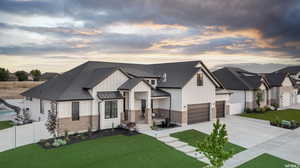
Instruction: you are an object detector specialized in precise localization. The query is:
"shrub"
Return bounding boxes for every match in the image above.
[244,108,252,113]
[151,121,158,130]
[44,142,51,147]
[64,130,70,142]
[271,103,279,110]
[87,127,92,137]
[52,139,67,147]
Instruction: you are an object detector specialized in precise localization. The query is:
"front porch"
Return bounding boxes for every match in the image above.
[120,83,172,126]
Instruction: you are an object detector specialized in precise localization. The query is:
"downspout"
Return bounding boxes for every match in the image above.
[244,90,247,109]
[169,95,172,124]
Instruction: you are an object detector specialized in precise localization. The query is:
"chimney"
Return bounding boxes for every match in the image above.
[162,73,167,82]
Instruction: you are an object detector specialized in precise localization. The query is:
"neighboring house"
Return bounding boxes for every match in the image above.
[40,72,60,81]
[8,73,17,81]
[213,67,269,114]
[264,73,298,107]
[21,61,230,134]
[27,74,34,81]
[273,66,300,103]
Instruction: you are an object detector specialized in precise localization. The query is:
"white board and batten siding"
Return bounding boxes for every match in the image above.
[24,98,50,121]
[57,100,92,118]
[91,70,129,129]
[182,70,216,112]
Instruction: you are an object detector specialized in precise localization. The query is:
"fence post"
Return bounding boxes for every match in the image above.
[14,125,17,149]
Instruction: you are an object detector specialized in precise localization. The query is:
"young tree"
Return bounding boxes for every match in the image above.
[197,119,233,168]
[0,68,9,81]
[45,109,58,138]
[256,90,263,108]
[30,69,41,81]
[15,71,28,81]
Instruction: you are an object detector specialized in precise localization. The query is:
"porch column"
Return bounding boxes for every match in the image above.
[146,90,152,124]
[128,91,135,122]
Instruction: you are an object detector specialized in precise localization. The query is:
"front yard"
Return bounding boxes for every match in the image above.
[236,153,295,168]
[239,109,300,123]
[0,121,13,130]
[170,129,246,155]
[0,134,206,168]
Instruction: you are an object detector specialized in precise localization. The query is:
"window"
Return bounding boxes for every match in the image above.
[105,100,118,119]
[26,97,32,101]
[72,102,80,121]
[197,73,203,86]
[40,99,44,114]
[151,79,156,85]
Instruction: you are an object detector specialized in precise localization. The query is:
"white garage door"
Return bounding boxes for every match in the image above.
[282,93,291,107]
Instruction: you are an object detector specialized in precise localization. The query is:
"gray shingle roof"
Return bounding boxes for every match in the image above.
[264,73,287,87]
[22,60,221,101]
[97,91,123,100]
[275,66,300,75]
[213,67,265,90]
[151,89,170,97]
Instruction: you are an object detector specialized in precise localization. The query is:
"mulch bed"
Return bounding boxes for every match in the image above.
[270,122,300,130]
[38,128,139,150]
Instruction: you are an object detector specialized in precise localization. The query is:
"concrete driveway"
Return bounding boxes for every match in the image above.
[146,115,290,149]
[191,116,291,148]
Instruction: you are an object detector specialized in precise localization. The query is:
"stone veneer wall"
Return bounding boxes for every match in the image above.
[57,115,99,135]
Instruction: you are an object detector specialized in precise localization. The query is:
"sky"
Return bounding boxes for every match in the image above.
[0,0,300,73]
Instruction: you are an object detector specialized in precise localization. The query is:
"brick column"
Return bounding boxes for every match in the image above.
[181,110,188,126]
[145,108,152,124]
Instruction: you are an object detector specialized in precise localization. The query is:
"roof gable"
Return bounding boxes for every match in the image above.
[213,67,267,90]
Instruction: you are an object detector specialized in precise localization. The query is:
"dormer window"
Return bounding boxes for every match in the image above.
[197,73,203,86]
[151,80,156,85]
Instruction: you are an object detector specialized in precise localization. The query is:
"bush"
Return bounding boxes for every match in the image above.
[244,108,252,113]
[64,130,70,142]
[52,139,67,147]
[44,142,51,147]
[271,103,279,110]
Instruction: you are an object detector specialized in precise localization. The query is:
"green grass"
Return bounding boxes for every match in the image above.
[236,153,295,168]
[0,134,206,168]
[170,129,246,155]
[0,121,13,130]
[240,109,300,122]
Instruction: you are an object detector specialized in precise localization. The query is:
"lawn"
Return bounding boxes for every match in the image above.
[170,129,246,155]
[236,153,295,168]
[0,134,206,168]
[240,109,300,122]
[0,121,13,130]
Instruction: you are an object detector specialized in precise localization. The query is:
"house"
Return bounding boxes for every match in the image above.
[263,73,298,107]
[213,67,269,114]
[21,61,230,134]
[8,73,17,81]
[40,72,60,81]
[274,66,300,93]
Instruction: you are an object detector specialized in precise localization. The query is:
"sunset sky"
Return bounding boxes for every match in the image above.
[0,0,300,73]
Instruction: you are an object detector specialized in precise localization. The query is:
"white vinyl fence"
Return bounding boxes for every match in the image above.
[229,103,245,115]
[297,95,300,104]
[0,121,51,152]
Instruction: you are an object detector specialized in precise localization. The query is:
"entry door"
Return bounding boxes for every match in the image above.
[141,99,146,115]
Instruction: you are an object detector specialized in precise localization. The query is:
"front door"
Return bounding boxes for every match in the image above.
[141,99,146,118]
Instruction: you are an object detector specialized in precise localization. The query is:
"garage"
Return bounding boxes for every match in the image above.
[216,101,225,118]
[187,103,210,124]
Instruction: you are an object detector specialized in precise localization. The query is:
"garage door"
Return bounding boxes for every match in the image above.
[187,103,210,124]
[216,101,225,118]
[282,93,291,107]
